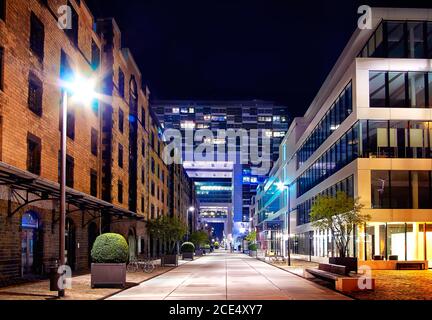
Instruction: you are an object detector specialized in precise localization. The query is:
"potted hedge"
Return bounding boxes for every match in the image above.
[214,242,220,249]
[203,244,211,254]
[181,242,195,260]
[91,233,128,288]
[248,243,258,257]
[190,231,209,256]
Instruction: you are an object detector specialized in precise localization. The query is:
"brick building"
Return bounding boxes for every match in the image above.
[0,0,195,285]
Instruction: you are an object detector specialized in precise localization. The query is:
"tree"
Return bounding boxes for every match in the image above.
[245,230,257,244]
[310,191,369,258]
[190,231,209,248]
[147,215,187,254]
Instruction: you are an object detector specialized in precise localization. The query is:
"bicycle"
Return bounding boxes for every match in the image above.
[140,258,155,273]
[127,258,139,272]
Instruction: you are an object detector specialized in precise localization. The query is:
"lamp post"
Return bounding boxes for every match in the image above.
[58,73,97,298]
[278,182,292,266]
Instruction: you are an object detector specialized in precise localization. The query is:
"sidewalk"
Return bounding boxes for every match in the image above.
[0,262,185,300]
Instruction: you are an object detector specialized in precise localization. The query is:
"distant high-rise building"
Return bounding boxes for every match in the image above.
[152,100,290,244]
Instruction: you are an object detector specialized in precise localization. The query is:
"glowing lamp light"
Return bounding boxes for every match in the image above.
[277,182,286,191]
[188,206,195,212]
[63,73,97,105]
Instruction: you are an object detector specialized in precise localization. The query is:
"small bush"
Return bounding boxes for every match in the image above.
[181,242,195,253]
[248,243,258,251]
[91,233,129,263]
[203,244,211,249]
[214,242,220,248]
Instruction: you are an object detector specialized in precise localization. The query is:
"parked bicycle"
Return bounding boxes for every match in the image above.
[127,257,156,273]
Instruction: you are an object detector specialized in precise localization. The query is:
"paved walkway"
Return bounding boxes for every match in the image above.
[108,252,350,300]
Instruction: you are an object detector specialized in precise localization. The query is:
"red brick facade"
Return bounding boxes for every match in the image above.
[0,0,194,285]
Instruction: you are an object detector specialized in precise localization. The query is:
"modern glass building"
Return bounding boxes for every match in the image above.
[254,8,432,265]
[151,100,289,245]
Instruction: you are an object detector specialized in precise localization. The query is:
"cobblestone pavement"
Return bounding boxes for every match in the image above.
[0,267,174,300]
[351,270,432,300]
[270,259,432,300]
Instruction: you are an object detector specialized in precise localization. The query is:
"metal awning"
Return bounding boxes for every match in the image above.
[0,161,140,219]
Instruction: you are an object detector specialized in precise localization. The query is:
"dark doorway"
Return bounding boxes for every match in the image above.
[65,218,76,271]
[21,211,43,277]
[88,222,99,267]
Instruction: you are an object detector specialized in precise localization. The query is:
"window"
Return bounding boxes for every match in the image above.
[91,128,98,156]
[370,71,430,108]
[151,157,155,173]
[118,109,124,133]
[118,68,125,98]
[141,167,145,184]
[28,72,43,116]
[30,13,44,61]
[428,23,432,58]
[65,1,78,46]
[90,169,97,197]
[388,72,407,107]
[0,0,5,21]
[118,144,123,168]
[118,181,123,203]
[27,133,41,175]
[371,171,390,209]
[151,181,155,196]
[151,204,155,219]
[387,22,406,58]
[91,40,100,70]
[407,22,425,58]
[141,140,145,157]
[391,171,410,208]
[66,109,75,139]
[141,196,145,212]
[0,47,3,90]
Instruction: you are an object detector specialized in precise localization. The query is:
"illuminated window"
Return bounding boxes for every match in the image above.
[181,121,195,129]
[181,108,188,114]
[204,115,211,121]
[172,107,180,114]
[189,107,195,113]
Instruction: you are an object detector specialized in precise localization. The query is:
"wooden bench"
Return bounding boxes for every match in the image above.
[396,262,426,270]
[305,263,375,293]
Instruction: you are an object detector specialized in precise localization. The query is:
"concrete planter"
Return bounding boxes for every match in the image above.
[182,252,194,260]
[91,263,126,288]
[161,254,178,267]
[249,251,257,258]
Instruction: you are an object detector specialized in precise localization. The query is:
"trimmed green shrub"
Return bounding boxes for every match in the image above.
[181,242,195,253]
[214,242,220,249]
[248,243,258,251]
[203,244,211,250]
[91,233,129,263]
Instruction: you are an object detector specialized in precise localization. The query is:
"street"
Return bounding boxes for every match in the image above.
[108,252,351,300]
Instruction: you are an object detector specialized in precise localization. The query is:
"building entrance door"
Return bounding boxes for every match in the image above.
[21,212,41,276]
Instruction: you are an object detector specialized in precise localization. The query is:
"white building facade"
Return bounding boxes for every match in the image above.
[254,8,432,264]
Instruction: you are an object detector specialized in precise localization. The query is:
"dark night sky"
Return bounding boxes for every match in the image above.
[86,0,432,117]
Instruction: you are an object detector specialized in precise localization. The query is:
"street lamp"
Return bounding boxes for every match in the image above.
[277,181,293,266]
[58,72,97,297]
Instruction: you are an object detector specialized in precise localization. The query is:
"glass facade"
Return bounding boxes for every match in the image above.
[370,71,431,108]
[297,82,352,169]
[297,175,354,226]
[371,170,432,209]
[297,123,359,197]
[360,120,432,159]
[359,21,432,59]
[365,222,432,262]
